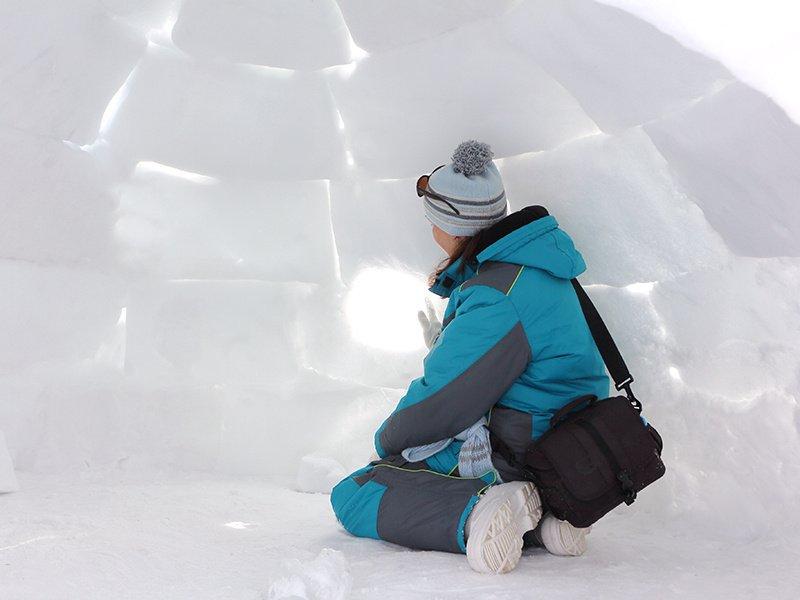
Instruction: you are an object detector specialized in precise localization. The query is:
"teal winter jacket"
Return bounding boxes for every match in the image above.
[374,206,612,471]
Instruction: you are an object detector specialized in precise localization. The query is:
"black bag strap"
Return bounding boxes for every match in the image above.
[490,278,644,477]
[570,279,642,413]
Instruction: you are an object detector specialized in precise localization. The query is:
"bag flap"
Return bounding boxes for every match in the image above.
[536,422,617,501]
[587,397,661,472]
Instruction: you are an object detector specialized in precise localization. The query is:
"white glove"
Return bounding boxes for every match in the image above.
[417,297,443,349]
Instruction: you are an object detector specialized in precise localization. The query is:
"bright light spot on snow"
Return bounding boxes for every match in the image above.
[62,137,110,155]
[147,11,179,48]
[93,306,128,368]
[344,267,429,352]
[331,0,369,65]
[324,180,343,283]
[583,282,613,290]
[669,365,683,381]
[625,281,657,294]
[241,63,296,79]
[224,521,253,530]
[348,39,369,63]
[134,161,219,185]
[345,150,355,167]
[335,109,345,131]
[0,535,59,551]
[61,139,90,153]
[98,64,140,137]
[330,61,358,80]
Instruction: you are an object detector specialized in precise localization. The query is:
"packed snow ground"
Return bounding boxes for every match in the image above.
[3,469,799,600]
[2,0,800,598]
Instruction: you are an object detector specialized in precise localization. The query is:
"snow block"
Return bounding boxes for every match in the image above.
[115,172,338,282]
[211,371,389,476]
[0,0,144,143]
[291,282,425,388]
[499,0,732,132]
[123,279,314,385]
[338,0,518,53]
[0,128,116,265]
[497,128,730,286]
[644,82,800,257]
[173,0,351,69]
[328,21,598,178]
[650,256,800,399]
[104,45,346,181]
[0,261,125,374]
[330,178,443,285]
[295,454,347,494]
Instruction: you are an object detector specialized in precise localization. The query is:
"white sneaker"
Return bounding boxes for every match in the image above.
[465,481,543,574]
[532,512,591,556]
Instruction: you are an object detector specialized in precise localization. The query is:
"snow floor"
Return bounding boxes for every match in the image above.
[2,470,798,600]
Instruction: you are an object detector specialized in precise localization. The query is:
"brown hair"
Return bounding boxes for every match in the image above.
[427,228,490,288]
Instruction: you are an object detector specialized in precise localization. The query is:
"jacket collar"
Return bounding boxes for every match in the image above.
[428,205,550,298]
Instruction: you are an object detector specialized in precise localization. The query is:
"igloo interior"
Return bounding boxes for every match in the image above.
[1,1,799,598]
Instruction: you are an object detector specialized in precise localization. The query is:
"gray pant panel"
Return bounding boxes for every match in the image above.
[361,458,488,554]
[488,405,534,483]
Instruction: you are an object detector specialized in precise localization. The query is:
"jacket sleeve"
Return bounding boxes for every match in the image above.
[374,286,533,458]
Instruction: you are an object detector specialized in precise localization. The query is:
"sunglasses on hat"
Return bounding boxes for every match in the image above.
[416,164,461,216]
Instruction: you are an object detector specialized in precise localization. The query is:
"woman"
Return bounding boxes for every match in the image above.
[330,140,609,574]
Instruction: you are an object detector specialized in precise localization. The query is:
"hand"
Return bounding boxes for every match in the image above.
[417,296,443,349]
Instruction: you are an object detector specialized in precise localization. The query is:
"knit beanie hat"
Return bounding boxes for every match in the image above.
[422,140,508,237]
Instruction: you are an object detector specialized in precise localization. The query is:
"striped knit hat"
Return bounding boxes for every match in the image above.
[422,140,508,237]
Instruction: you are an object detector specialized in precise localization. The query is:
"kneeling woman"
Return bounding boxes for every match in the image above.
[330,141,610,574]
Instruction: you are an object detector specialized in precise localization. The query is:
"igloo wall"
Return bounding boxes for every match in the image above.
[2,0,800,547]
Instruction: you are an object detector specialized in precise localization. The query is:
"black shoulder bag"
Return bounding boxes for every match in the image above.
[490,279,666,528]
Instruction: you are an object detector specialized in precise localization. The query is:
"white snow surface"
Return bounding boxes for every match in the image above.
[1,1,800,598]
[0,430,19,493]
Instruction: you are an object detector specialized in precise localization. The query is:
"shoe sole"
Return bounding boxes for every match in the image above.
[540,516,591,556]
[514,482,543,534]
[466,482,543,574]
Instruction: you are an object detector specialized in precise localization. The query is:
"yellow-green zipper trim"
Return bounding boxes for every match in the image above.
[506,265,525,295]
[370,463,499,488]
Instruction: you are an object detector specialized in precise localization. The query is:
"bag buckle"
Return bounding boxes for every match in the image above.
[617,377,643,414]
[614,375,634,391]
[617,470,637,505]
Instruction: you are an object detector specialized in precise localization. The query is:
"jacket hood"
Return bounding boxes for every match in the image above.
[428,205,587,298]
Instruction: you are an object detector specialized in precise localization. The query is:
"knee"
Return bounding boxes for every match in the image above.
[330,470,360,520]
[331,465,372,522]
[330,465,385,541]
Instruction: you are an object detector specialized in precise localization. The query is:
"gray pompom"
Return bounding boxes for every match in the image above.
[451,140,494,176]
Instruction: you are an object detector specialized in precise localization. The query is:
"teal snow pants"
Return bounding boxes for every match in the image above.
[330,447,501,554]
